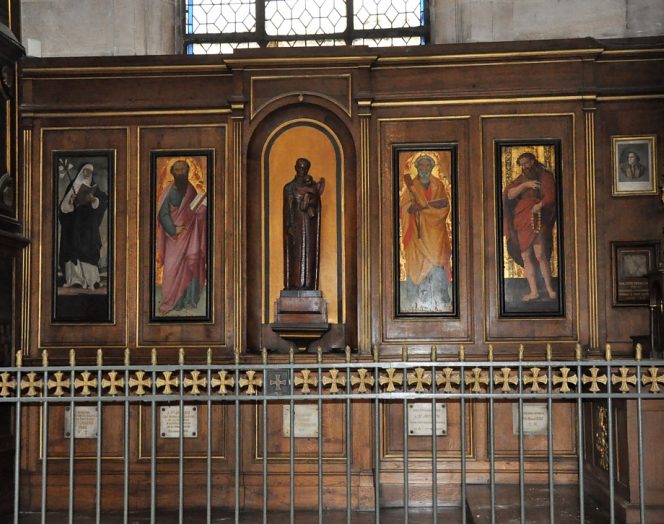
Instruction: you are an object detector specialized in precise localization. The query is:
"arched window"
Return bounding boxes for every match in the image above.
[183,0,430,54]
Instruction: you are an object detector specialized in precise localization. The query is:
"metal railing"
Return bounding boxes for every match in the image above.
[1,343,663,523]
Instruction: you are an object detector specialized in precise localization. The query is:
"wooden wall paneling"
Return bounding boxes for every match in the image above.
[377,115,472,347]
[137,124,228,348]
[37,126,129,349]
[596,100,663,352]
[481,111,583,343]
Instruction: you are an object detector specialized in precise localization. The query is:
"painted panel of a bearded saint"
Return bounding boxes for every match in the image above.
[497,142,564,317]
[150,152,212,321]
[395,145,457,316]
[53,152,113,322]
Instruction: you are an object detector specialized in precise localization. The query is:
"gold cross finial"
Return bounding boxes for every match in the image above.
[611,367,637,393]
[239,370,262,395]
[184,370,207,395]
[407,367,432,393]
[322,369,346,394]
[156,371,179,394]
[128,371,152,396]
[523,367,548,392]
[465,367,489,393]
[294,369,317,394]
[0,372,16,397]
[494,367,518,393]
[211,370,234,395]
[582,366,608,393]
[552,367,577,393]
[436,367,461,393]
[101,371,125,396]
[351,368,375,393]
[379,368,403,392]
[74,371,97,396]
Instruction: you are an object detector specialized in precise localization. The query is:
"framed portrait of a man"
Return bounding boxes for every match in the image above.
[394,144,458,317]
[52,151,114,323]
[612,135,657,196]
[496,141,564,317]
[150,151,212,322]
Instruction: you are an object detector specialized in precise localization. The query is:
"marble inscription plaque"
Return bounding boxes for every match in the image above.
[407,403,447,436]
[160,405,198,438]
[512,403,548,435]
[64,406,98,439]
[282,404,319,438]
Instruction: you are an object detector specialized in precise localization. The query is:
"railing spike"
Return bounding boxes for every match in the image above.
[317,346,323,364]
[431,345,437,361]
[97,348,103,367]
[518,344,524,361]
[178,347,185,365]
[575,343,582,361]
[16,350,22,368]
[488,344,494,362]
[234,346,240,365]
[42,349,49,367]
[605,343,612,362]
[207,347,213,366]
[124,347,130,367]
[151,348,157,366]
[459,345,465,362]
[402,345,408,362]
[345,345,351,363]
[262,347,268,365]
[635,343,642,362]
[372,345,379,362]
[69,348,76,367]
[546,343,552,362]
[288,346,294,364]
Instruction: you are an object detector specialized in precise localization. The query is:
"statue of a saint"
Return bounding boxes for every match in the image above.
[283,158,325,290]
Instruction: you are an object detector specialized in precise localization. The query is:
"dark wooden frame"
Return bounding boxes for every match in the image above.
[495,140,565,318]
[149,150,213,323]
[392,143,459,318]
[611,240,659,307]
[52,151,114,323]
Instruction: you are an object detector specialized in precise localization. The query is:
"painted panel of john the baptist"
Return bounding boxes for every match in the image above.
[395,145,457,316]
[151,152,212,322]
[53,152,113,323]
[497,142,564,317]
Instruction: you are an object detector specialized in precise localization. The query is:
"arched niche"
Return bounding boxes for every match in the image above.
[246,103,357,352]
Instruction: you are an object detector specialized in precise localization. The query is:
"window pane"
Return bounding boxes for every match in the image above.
[188,0,256,34]
[189,41,260,55]
[352,36,422,47]
[265,0,347,36]
[354,0,423,30]
[267,39,346,48]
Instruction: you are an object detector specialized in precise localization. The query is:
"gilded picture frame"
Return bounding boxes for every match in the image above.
[611,135,657,196]
[150,151,213,322]
[52,151,114,323]
[496,141,564,317]
[393,144,458,317]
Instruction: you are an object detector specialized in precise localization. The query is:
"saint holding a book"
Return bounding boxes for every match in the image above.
[155,159,208,316]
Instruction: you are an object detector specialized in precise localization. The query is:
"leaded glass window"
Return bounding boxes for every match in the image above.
[184,0,429,54]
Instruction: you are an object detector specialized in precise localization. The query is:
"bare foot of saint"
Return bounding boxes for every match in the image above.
[547,289,557,300]
[522,292,539,302]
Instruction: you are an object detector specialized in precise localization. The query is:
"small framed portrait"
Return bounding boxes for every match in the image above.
[496,141,564,317]
[612,135,657,196]
[53,151,114,323]
[393,144,458,317]
[611,241,659,306]
[150,151,212,322]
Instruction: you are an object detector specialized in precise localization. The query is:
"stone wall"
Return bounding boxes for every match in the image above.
[20,0,664,57]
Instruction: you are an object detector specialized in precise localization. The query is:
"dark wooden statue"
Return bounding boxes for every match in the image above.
[283,157,325,290]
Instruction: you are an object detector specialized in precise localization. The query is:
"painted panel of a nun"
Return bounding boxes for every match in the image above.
[54,152,113,322]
